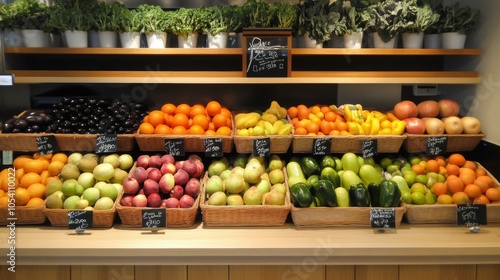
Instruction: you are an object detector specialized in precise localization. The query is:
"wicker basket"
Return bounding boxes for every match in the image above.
[233,134,292,154]
[292,134,406,154]
[0,132,47,152]
[55,133,136,151]
[135,133,234,153]
[404,133,485,153]
[405,162,500,224]
[0,205,46,225]
[200,172,291,227]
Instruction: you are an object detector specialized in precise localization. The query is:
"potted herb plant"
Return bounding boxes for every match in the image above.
[339,4,371,49]
[399,0,440,49]
[424,3,444,49]
[370,0,405,48]
[7,0,51,47]
[273,1,298,29]
[1,1,26,47]
[440,3,480,49]
[171,7,204,48]
[202,5,231,48]
[226,5,246,48]
[49,0,94,48]
[242,0,276,29]
[116,6,141,48]
[90,1,124,48]
[297,0,340,48]
[136,4,170,48]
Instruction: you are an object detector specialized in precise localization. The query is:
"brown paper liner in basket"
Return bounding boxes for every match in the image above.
[0,205,47,225]
[292,134,406,154]
[404,133,485,153]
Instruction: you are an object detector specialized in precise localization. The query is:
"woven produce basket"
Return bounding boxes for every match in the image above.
[55,133,136,151]
[0,132,44,152]
[135,133,234,153]
[292,134,406,154]
[200,172,291,227]
[404,133,485,153]
[405,162,500,224]
[0,205,46,225]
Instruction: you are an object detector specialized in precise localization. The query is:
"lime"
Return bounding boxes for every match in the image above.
[415,174,428,185]
[380,157,392,170]
[425,191,437,204]
[437,174,446,183]
[410,182,427,194]
[402,192,412,204]
[387,164,400,174]
[409,155,421,166]
[403,171,416,186]
[411,192,426,205]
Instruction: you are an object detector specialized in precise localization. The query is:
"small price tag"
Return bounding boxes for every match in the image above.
[427,136,447,156]
[370,208,396,231]
[0,74,14,86]
[457,204,487,227]
[142,208,166,230]
[36,135,59,155]
[95,134,117,153]
[165,139,185,156]
[2,151,13,165]
[204,138,223,157]
[68,210,93,232]
[253,138,270,157]
[362,140,377,158]
[313,138,331,155]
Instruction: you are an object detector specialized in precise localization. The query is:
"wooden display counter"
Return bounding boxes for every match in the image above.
[1,222,500,280]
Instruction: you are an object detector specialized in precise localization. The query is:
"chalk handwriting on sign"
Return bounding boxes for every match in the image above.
[96,134,117,153]
[362,140,378,158]
[370,208,396,229]
[246,37,287,77]
[457,204,487,227]
[253,138,270,157]
[165,139,185,156]
[36,135,59,155]
[204,138,223,157]
[427,136,447,156]
[68,210,93,230]
[142,208,166,229]
[313,138,331,155]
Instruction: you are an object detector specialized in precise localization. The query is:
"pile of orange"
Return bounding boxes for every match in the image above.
[138,101,232,136]
[0,152,68,207]
[287,104,348,136]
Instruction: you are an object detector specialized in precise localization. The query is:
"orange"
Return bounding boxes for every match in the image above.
[205,129,216,136]
[412,164,425,175]
[485,188,500,202]
[15,168,25,182]
[463,160,477,171]
[459,167,476,185]
[25,197,44,207]
[14,188,30,206]
[297,104,310,120]
[0,197,8,207]
[147,110,165,127]
[220,107,232,119]
[475,167,487,177]
[437,194,453,204]
[47,161,64,176]
[475,175,494,189]
[425,159,440,173]
[171,113,190,129]
[188,124,205,135]
[324,111,337,122]
[171,126,187,134]
[143,115,149,123]
[310,105,321,114]
[337,122,347,132]
[319,120,332,135]
[23,159,45,174]
[51,153,68,164]
[216,126,232,136]
[27,183,46,199]
[175,103,191,116]
[212,114,229,130]
[294,127,307,135]
[154,124,171,134]
[473,176,491,194]
[139,122,155,134]
[192,115,210,131]
[40,170,50,185]
[161,103,176,115]
[305,121,319,134]
[435,156,446,167]
[448,153,466,167]
[431,182,448,196]
[206,101,222,117]
[446,175,464,194]
[20,172,42,188]
[473,195,490,204]
[464,184,482,199]
[1,177,18,192]
[190,104,206,118]
[452,191,470,204]
[445,163,460,177]
[320,106,332,114]
[287,106,298,118]
[13,155,32,170]
[0,189,5,198]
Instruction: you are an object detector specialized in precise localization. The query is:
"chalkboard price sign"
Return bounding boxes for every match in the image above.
[457,204,487,227]
[142,208,166,229]
[253,138,271,157]
[246,36,288,77]
[68,210,93,230]
[313,138,331,155]
[95,134,117,153]
[204,138,223,157]
[362,140,378,158]
[36,135,59,155]
[427,136,447,156]
[165,139,185,156]
[370,208,396,229]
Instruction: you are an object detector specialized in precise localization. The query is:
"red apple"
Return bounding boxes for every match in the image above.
[143,179,159,196]
[405,117,426,134]
[417,100,440,118]
[424,118,445,134]
[136,155,150,169]
[461,116,481,134]
[394,100,418,120]
[170,185,184,200]
[147,167,162,182]
[179,194,195,208]
[443,116,464,134]
[161,197,180,208]
[159,173,175,194]
[160,162,176,175]
[132,166,148,184]
[120,194,134,207]
[132,194,148,207]
[147,193,162,208]
[438,99,460,117]
[122,177,140,195]
[148,155,163,169]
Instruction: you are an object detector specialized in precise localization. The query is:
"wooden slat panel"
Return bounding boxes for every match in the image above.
[135,265,187,280]
[356,265,399,280]
[229,265,325,280]
[292,71,479,78]
[71,265,134,280]
[187,265,228,280]
[476,264,500,280]
[326,265,355,280]
[399,265,476,280]
[0,265,70,280]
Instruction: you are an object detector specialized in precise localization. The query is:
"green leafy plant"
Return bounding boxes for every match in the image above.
[48,0,95,32]
[338,4,372,35]
[242,0,277,28]
[227,5,246,33]
[399,0,440,34]
[2,0,50,31]
[370,0,405,43]
[425,3,444,35]
[90,1,125,32]
[115,7,141,34]
[136,4,170,34]
[201,5,231,36]
[273,2,299,29]
[441,2,480,34]
[170,7,204,38]
[298,0,341,44]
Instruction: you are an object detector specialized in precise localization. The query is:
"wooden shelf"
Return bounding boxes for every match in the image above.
[291,48,482,56]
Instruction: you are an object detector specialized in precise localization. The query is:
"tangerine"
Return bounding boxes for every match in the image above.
[295,127,307,135]
[188,124,205,135]
[448,153,466,167]
[220,107,232,119]
[337,122,348,132]
[437,194,453,204]
[475,167,487,177]
[23,159,45,174]
[175,103,191,116]
[475,175,494,189]
[192,115,210,130]
[446,175,464,194]
[297,105,310,120]
[0,197,8,207]
[148,110,165,127]
[25,197,44,207]
[47,161,64,176]
[27,183,46,199]
[412,164,425,175]
[161,103,176,115]
[305,121,319,134]
[464,184,482,198]
[171,113,190,129]
[206,101,222,117]
[324,111,337,122]
[171,126,188,134]
[154,124,171,134]
[14,188,30,206]
[459,167,476,185]
[426,159,440,173]
[287,106,298,118]
[190,104,206,118]
[51,153,68,164]
[212,113,229,129]
[139,122,155,134]
[445,163,460,177]
[463,160,477,171]
[20,172,42,188]
[13,155,32,170]
[216,126,232,136]
[485,188,500,202]
[319,120,332,135]
[473,195,490,204]
[452,191,470,204]
[432,182,448,196]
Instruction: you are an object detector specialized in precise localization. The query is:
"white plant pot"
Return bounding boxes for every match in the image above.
[65,30,88,48]
[21,29,50,47]
[119,32,141,48]
[98,31,118,48]
[442,32,466,49]
[303,32,323,48]
[402,32,424,48]
[146,32,167,48]
[88,30,100,47]
[424,34,441,49]
[343,32,363,49]
[373,33,396,48]
[327,35,344,48]
[3,28,23,47]
[207,32,228,48]
[178,33,199,48]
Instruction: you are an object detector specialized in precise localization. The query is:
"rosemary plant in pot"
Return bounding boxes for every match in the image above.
[9,0,51,47]
[1,1,26,46]
[137,4,169,48]
[202,5,231,48]
[440,3,480,49]
[297,0,340,48]
[90,1,124,48]
[49,0,94,48]
[116,6,141,48]
[399,0,440,49]
[171,7,204,48]
[370,0,405,48]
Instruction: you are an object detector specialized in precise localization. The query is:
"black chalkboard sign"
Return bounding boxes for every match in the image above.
[370,208,396,229]
[68,210,93,230]
[253,138,271,157]
[142,208,166,229]
[427,136,448,156]
[313,138,331,155]
[36,135,59,155]
[246,37,288,77]
[95,134,117,153]
[457,204,487,226]
[165,139,185,156]
[204,138,223,157]
[362,140,378,158]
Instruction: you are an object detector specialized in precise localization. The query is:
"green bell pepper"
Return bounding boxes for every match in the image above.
[379,179,401,207]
